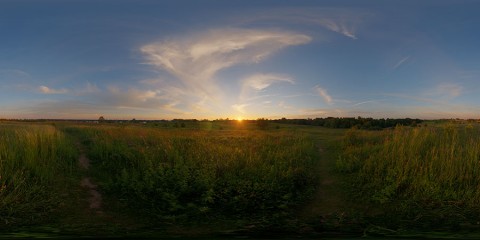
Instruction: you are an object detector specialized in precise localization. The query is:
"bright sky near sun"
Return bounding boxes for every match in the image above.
[1,0,480,120]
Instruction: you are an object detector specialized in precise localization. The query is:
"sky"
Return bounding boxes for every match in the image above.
[1,0,480,120]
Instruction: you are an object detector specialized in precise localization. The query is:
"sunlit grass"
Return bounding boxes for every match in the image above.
[71,125,318,220]
[338,124,480,206]
[0,123,77,227]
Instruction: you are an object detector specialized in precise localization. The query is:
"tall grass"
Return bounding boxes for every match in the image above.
[74,126,318,220]
[0,124,76,227]
[338,124,480,207]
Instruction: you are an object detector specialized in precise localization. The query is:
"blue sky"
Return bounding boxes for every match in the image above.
[1,0,479,119]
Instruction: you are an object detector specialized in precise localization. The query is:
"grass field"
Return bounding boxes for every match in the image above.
[338,123,480,232]
[1,121,325,236]
[0,123,77,228]
[70,123,319,220]
[2,120,480,237]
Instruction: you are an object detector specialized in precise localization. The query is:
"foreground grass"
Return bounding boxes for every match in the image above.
[338,124,480,231]
[0,123,77,229]
[9,120,480,237]
[65,124,319,228]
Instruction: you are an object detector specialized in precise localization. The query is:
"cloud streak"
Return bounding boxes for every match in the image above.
[140,28,311,114]
[233,73,295,113]
[317,17,358,39]
[141,28,310,96]
[239,8,367,39]
[393,56,410,69]
[232,103,248,113]
[314,85,333,104]
[242,73,294,91]
[429,83,463,99]
[38,85,69,94]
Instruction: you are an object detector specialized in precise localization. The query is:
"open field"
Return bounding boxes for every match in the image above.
[68,123,318,220]
[338,123,480,233]
[2,120,480,238]
[0,123,77,228]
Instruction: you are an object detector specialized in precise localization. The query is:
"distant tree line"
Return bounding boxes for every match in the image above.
[273,117,423,130]
[0,116,445,130]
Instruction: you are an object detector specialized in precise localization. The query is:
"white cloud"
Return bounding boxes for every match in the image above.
[278,101,293,109]
[72,82,101,96]
[314,85,333,104]
[298,108,328,117]
[140,28,311,112]
[232,103,248,113]
[243,73,294,91]
[393,56,410,69]
[351,100,383,107]
[317,18,358,39]
[38,82,101,96]
[430,83,463,99]
[38,85,69,94]
[240,8,367,40]
[84,82,100,94]
[0,69,30,78]
[234,73,295,113]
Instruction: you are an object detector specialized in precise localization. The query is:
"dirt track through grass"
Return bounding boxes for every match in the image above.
[54,139,149,236]
[290,127,356,224]
[78,150,102,212]
[299,138,348,220]
[302,145,345,216]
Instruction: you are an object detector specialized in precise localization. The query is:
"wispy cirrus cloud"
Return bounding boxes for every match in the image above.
[79,82,101,95]
[38,82,100,96]
[240,8,368,40]
[352,100,375,107]
[242,73,294,91]
[278,100,293,109]
[24,84,190,119]
[0,69,30,78]
[141,28,311,113]
[232,103,249,114]
[314,85,333,104]
[234,73,295,113]
[97,86,190,114]
[313,15,358,39]
[140,28,310,92]
[384,93,452,106]
[38,85,69,94]
[393,56,410,69]
[428,83,463,99]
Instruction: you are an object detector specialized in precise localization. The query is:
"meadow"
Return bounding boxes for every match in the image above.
[0,121,321,236]
[337,123,480,231]
[2,120,480,237]
[0,123,77,228]
[69,123,318,221]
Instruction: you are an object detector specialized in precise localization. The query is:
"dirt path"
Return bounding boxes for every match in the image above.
[77,148,103,213]
[294,129,371,235]
[65,140,149,235]
[300,144,348,218]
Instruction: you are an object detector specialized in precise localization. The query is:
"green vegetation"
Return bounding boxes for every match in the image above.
[73,125,318,222]
[274,117,423,129]
[4,119,480,237]
[338,124,480,230]
[0,123,77,228]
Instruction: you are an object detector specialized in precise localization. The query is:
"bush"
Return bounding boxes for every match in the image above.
[256,118,269,130]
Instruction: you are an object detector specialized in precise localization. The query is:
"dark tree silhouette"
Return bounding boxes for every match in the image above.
[256,118,269,130]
